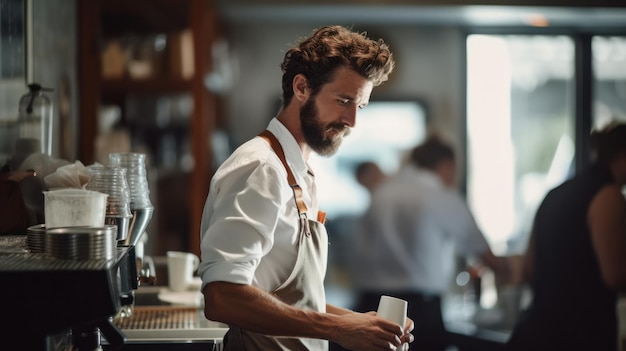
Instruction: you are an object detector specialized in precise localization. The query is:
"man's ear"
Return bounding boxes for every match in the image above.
[292,74,310,102]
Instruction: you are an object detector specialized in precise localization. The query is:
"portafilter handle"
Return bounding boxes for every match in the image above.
[138,255,157,286]
[72,318,126,350]
[98,317,127,349]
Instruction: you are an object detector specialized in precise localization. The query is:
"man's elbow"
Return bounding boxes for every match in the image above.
[202,282,229,322]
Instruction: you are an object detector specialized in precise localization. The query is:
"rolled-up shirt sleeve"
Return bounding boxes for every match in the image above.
[199,152,288,289]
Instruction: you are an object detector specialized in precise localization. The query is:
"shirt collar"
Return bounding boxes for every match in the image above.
[266,118,309,178]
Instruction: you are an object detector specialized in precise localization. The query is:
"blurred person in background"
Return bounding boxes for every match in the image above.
[355,161,388,194]
[506,121,626,351]
[349,133,514,351]
[199,25,413,351]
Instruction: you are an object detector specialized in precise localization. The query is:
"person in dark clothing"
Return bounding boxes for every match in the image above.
[507,121,626,351]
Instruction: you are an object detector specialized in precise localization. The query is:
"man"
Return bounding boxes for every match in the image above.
[199,25,413,351]
[351,134,511,351]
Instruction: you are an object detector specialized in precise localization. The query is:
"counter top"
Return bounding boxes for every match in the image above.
[116,305,227,342]
[442,294,512,351]
[445,320,509,351]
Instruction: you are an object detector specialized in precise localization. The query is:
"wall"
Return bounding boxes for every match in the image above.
[220,20,466,166]
[0,0,76,166]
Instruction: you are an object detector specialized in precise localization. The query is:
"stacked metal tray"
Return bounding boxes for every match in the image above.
[46,225,117,260]
[26,224,46,253]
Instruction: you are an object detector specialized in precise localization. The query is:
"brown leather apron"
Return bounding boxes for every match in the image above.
[222,130,329,351]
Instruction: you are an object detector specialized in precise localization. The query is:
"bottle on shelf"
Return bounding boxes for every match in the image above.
[17,83,54,156]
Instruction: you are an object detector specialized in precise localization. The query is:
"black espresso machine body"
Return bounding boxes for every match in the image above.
[0,245,138,350]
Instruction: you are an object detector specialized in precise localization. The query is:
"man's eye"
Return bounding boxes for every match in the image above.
[338,99,349,105]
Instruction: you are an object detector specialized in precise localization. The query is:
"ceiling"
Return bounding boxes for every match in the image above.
[214,1,626,29]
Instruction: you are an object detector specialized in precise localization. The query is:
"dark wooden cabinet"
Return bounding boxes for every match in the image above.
[78,0,221,256]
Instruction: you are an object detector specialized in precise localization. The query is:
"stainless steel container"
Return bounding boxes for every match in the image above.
[46,225,117,260]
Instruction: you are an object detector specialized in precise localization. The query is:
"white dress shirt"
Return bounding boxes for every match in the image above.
[351,165,489,294]
[199,118,320,292]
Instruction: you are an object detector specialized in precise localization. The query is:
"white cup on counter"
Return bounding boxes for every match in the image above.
[166,251,200,292]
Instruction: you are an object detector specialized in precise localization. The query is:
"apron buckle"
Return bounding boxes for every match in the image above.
[300,213,311,237]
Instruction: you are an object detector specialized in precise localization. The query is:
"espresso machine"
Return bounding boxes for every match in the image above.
[0,244,138,350]
[0,198,157,350]
[0,176,154,350]
[0,150,159,350]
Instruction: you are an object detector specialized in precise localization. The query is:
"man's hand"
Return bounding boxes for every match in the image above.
[331,311,414,351]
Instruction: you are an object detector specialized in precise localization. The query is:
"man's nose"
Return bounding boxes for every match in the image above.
[341,105,358,128]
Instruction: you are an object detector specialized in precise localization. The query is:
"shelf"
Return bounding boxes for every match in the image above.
[101,0,190,37]
[102,78,193,95]
[79,0,219,258]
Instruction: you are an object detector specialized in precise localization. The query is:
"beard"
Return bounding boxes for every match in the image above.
[300,98,351,156]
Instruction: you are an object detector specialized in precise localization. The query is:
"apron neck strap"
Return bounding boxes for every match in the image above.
[259,130,308,216]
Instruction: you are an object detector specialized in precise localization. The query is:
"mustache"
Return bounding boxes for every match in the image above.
[326,123,351,136]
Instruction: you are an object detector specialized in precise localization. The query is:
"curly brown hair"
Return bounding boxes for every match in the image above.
[279,25,395,108]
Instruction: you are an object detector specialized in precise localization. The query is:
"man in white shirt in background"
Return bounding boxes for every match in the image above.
[351,134,512,351]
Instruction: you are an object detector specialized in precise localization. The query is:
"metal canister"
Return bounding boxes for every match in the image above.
[46,225,117,260]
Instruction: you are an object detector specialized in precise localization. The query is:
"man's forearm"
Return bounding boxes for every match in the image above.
[202,281,410,350]
[203,281,340,340]
[326,303,357,316]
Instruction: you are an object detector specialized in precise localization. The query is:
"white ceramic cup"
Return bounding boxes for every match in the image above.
[377,295,408,328]
[166,251,200,292]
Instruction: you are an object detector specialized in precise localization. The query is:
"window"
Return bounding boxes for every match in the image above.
[593,36,626,129]
[310,101,427,219]
[466,35,576,254]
